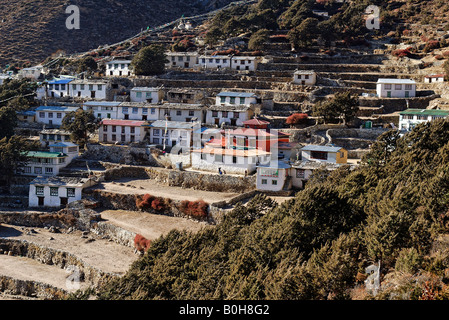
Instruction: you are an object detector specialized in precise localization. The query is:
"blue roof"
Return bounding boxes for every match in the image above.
[36,106,80,112]
[17,110,36,116]
[257,161,291,169]
[48,79,74,85]
[217,92,257,98]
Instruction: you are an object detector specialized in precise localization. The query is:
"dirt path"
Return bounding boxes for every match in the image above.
[95,178,240,203]
[100,209,207,241]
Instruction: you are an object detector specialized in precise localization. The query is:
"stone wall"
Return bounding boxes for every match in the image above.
[0,275,68,299]
[82,144,161,166]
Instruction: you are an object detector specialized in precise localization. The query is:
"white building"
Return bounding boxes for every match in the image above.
[49,142,79,163]
[45,79,74,99]
[29,176,97,208]
[293,70,317,85]
[118,102,159,121]
[158,103,205,123]
[18,66,43,80]
[291,161,344,189]
[256,162,291,192]
[69,79,110,100]
[130,87,164,103]
[106,60,133,77]
[398,108,449,131]
[376,79,416,98]
[424,74,445,83]
[21,151,70,176]
[39,129,72,147]
[99,119,147,144]
[300,145,348,164]
[35,106,80,126]
[147,120,197,151]
[82,101,121,120]
[191,147,272,175]
[198,55,262,71]
[205,92,258,127]
[165,52,199,69]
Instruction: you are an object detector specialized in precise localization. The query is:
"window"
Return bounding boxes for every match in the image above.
[142,108,148,114]
[50,187,58,196]
[122,107,128,113]
[45,167,53,175]
[72,84,77,90]
[112,126,116,132]
[48,112,53,118]
[24,167,31,174]
[395,84,402,90]
[121,135,126,142]
[57,113,62,119]
[36,186,44,195]
[132,107,138,114]
[34,167,42,174]
[98,84,102,91]
[67,188,75,197]
[112,134,116,141]
[80,84,85,90]
[230,97,236,104]
[239,97,245,104]
[296,169,305,179]
[153,129,160,136]
[261,179,267,185]
[272,180,278,185]
[103,125,108,131]
[417,115,428,120]
[384,84,392,90]
[405,84,412,90]
[61,84,66,90]
[130,127,135,134]
[151,108,156,114]
[212,111,218,117]
[103,134,107,141]
[189,110,195,116]
[121,127,126,134]
[233,112,240,118]
[39,112,45,118]
[310,151,328,160]
[176,110,182,116]
[220,96,226,104]
[136,91,142,98]
[153,138,159,144]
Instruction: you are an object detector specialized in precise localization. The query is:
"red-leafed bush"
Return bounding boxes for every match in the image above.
[424,40,440,53]
[392,47,413,58]
[134,234,151,253]
[286,113,309,126]
[179,200,209,220]
[136,194,155,210]
[151,197,166,211]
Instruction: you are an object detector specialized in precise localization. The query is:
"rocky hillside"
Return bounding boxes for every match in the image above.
[0,0,233,67]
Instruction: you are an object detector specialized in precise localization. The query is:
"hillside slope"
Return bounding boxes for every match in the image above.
[0,0,233,67]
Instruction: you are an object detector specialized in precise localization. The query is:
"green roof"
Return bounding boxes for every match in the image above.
[26,151,68,158]
[399,109,449,116]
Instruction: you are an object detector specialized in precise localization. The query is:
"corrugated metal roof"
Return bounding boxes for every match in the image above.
[49,142,78,148]
[48,79,74,84]
[301,145,344,152]
[83,101,122,107]
[27,151,68,158]
[148,120,198,129]
[101,119,146,126]
[36,106,80,112]
[399,108,449,116]
[377,78,416,84]
[217,92,257,98]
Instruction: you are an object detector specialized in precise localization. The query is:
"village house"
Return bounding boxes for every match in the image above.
[398,108,449,131]
[82,101,121,120]
[293,70,317,86]
[291,161,344,189]
[146,120,198,151]
[106,60,133,77]
[28,176,97,208]
[35,106,80,126]
[39,129,72,147]
[300,144,348,164]
[17,110,36,123]
[376,78,416,98]
[118,102,159,121]
[424,74,445,83]
[159,103,205,123]
[165,52,199,69]
[99,119,147,144]
[18,65,43,80]
[205,92,259,126]
[130,87,164,103]
[69,79,111,100]
[198,55,262,71]
[20,151,70,176]
[43,78,74,99]
[166,89,204,104]
[191,147,272,175]
[49,142,79,163]
[256,161,292,192]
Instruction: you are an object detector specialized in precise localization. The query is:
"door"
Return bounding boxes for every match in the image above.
[60,197,68,207]
[387,91,391,98]
[38,197,45,206]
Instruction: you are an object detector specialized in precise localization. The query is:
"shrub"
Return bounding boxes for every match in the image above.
[136,194,155,210]
[392,47,413,58]
[395,247,423,274]
[286,113,308,126]
[151,197,166,212]
[179,200,209,220]
[134,234,151,253]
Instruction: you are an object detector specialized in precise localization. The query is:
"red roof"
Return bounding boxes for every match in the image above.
[425,74,446,78]
[101,119,146,127]
[243,118,270,126]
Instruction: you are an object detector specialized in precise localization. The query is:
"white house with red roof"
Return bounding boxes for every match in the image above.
[99,119,147,144]
[424,74,445,83]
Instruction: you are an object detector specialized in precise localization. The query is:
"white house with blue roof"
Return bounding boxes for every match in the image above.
[35,106,80,126]
[49,142,79,163]
[46,78,74,98]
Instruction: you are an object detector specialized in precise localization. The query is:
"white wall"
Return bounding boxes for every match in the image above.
[29,184,83,208]
[106,61,132,77]
[99,125,146,143]
[256,168,288,191]
[118,105,160,121]
[205,110,251,127]
[376,82,416,98]
[293,72,317,85]
[130,88,163,103]
[69,82,108,100]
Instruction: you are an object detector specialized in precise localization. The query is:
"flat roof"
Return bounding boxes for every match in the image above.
[106,60,132,64]
[193,147,271,157]
[301,145,345,153]
[217,92,257,98]
[399,108,449,116]
[377,78,416,84]
[148,120,198,129]
[26,151,68,158]
[30,176,93,187]
[83,101,122,107]
[48,79,74,85]
[101,119,146,126]
[36,106,80,112]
